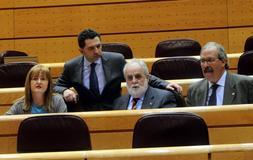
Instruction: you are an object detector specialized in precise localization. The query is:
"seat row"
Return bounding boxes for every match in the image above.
[1,105,253,153]
[16,112,208,153]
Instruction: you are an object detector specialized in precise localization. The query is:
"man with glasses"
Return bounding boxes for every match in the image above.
[113,59,177,110]
[186,42,253,106]
[54,28,181,111]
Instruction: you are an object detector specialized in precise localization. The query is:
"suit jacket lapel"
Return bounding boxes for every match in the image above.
[118,94,131,110]
[197,80,209,106]
[223,73,236,104]
[74,56,92,95]
[76,56,85,86]
[142,87,155,109]
[101,54,111,83]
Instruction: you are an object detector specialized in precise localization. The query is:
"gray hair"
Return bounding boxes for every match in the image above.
[201,42,229,69]
[123,59,149,78]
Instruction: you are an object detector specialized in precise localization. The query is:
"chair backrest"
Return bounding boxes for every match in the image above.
[151,57,203,80]
[0,50,28,64]
[237,50,253,75]
[0,62,37,88]
[132,112,209,148]
[102,42,133,59]
[244,35,253,52]
[155,39,201,57]
[17,115,91,153]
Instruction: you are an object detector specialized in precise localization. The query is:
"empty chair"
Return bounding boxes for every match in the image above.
[0,62,37,88]
[0,50,28,64]
[155,38,201,57]
[102,42,133,59]
[238,50,253,75]
[132,112,209,148]
[151,57,203,80]
[17,115,91,153]
[244,35,253,52]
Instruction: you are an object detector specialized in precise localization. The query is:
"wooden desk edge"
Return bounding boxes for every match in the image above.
[0,143,252,159]
[0,104,252,120]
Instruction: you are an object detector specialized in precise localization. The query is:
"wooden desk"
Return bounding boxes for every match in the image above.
[1,105,253,154]
[0,143,252,160]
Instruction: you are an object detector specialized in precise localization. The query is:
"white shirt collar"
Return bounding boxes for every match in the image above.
[83,56,102,67]
[208,70,227,88]
[129,96,144,102]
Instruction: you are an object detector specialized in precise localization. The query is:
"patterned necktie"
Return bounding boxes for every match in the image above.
[90,63,100,96]
[208,83,219,106]
[131,98,139,110]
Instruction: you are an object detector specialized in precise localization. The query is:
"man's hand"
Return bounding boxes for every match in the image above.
[63,89,78,103]
[166,82,182,93]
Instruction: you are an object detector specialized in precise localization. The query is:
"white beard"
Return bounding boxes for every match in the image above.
[126,79,148,98]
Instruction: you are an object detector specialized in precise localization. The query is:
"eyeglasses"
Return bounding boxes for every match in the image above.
[200,57,219,64]
[126,73,145,81]
[86,44,102,51]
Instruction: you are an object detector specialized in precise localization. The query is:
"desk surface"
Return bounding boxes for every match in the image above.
[1,105,253,154]
[0,143,252,160]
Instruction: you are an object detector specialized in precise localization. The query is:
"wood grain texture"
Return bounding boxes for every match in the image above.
[0,105,253,155]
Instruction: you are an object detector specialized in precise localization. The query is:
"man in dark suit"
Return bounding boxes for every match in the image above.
[54,29,181,111]
[114,59,177,110]
[186,42,253,106]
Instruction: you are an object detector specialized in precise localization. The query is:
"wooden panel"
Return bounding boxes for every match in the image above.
[7,27,248,62]
[102,29,229,58]
[14,37,78,63]
[0,106,10,115]
[209,126,253,144]
[213,151,253,160]
[0,88,24,106]
[0,10,14,38]
[0,1,14,9]
[14,29,229,63]
[14,0,144,7]
[228,0,253,26]
[1,105,253,153]
[228,27,253,53]
[91,132,132,149]
[14,0,227,37]
[0,40,14,51]
[0,137,16,153]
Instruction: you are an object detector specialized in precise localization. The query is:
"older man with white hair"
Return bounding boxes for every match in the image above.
[113,59,177,110]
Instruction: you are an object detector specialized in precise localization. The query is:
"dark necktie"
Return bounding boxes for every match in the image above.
[131,98,139,110]
[208,84,219,106]
[90,63,100,96]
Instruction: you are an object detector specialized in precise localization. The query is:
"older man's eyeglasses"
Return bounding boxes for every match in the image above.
[200,57,219,64]
[126,73,144,81]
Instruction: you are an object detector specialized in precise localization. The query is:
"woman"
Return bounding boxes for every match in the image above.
[5,64,67,115]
